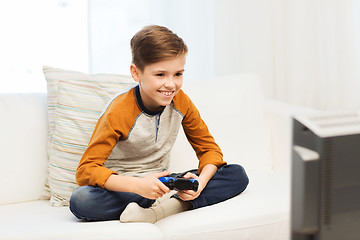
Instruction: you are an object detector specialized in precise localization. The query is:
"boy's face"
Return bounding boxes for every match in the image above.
[131,55,186,112]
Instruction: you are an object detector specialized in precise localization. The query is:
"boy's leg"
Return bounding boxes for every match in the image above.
[178,164,249,209]
[120,164,248,223]
[69,185,155,221]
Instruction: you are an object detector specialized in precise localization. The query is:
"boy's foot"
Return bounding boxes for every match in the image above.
[120,202,157,223]
[120,198,184,223]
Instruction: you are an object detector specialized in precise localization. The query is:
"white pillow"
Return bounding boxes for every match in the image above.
[43,66,135,206]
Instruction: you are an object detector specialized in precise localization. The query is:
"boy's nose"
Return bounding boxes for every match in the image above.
[164,77,176,88]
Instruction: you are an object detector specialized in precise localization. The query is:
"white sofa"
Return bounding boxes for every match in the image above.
[0,73,307,240]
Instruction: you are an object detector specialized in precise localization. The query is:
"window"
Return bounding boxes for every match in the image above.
[0,0,88,93]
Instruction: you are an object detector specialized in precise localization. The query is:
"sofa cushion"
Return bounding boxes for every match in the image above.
[0,170,290,240]
[43,66,135,206]
[156,169,290,240]
[0,200,163,240]
[0,93,48,205]
[169,74,272,172]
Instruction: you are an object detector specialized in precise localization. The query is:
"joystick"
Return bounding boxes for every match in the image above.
[159,176,199,191]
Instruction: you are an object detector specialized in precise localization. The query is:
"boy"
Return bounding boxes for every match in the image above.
[69,25,249,223]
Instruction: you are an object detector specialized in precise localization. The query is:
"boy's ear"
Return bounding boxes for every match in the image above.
[130,64,140,83]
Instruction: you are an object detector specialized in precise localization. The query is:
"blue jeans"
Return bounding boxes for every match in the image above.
[69,164,249,221]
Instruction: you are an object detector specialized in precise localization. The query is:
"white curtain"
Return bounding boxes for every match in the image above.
[214,0,360,111]
[87,0,360,111]
[272,0,360,110]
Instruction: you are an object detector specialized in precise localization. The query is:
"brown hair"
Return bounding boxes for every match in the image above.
[130,25,188,72]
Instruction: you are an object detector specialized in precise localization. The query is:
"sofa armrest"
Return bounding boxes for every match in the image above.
[0,93,48,205]
[264,99,320,174]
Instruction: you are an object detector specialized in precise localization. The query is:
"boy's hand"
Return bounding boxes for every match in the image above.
[137,171,171,200]
[177,172,203,201]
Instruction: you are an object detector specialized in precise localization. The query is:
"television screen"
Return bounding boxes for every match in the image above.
[291,112,360,240]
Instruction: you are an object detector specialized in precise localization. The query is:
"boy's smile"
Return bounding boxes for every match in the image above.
[131,55,186,112]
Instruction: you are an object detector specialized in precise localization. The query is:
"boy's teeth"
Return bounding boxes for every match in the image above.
[161,91,172,96]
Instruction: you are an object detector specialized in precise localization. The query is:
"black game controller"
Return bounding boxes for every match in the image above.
[159,176,199,191]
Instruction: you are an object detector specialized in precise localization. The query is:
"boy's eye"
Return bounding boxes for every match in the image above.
[175,72,183,77]
[156,73,164,77]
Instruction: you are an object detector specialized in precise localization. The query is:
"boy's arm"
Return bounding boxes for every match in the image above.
[104,171,171,200]
[197,163,218,187]
[76,112,120,187]
[177,92,227,172]
[77,90,139,188]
